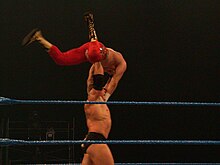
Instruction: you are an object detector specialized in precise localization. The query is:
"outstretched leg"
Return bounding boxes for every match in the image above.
[22,29,52,51]
[22,29,89,65]
[84,11,98,41]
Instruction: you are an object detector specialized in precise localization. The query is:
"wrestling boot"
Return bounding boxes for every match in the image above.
[84,11,98,40]
[22,28,41,46]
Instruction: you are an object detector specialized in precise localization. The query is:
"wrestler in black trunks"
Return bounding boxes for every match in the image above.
[81,132,106,153]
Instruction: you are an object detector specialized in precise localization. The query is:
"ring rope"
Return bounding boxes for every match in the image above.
[25,163,220,164]
[25,163,218,164]
[1,138,220,146]
[1,97,220,106]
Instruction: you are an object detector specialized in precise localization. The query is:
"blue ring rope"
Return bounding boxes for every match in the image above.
[7,163,217,164]
[2,98,219,164]
[1,138,220,146]
[1,97,220,106]
[21,163,217,164]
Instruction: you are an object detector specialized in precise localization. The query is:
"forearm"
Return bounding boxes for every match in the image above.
[104,80,118,95]
[87,83,93,94]
[104,60,126,97]
[103,66,126,100]
[102,79,118,101]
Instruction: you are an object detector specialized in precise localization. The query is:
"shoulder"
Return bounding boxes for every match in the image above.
[107,48,125,60]
[107,48,127,70]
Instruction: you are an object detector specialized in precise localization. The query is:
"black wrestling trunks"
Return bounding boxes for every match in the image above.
[81,132,106,154]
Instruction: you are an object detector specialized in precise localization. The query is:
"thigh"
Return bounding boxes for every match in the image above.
[82,153,93,165]
[87,144,114,165]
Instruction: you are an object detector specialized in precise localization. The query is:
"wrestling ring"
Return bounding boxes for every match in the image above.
[1,96,220,164]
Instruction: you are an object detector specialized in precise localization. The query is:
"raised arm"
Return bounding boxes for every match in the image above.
[87,64,95,94]
[87,62,106,101]
[104,54,127,100]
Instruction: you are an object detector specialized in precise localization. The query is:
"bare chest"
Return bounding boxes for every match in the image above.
[84,104,110,119]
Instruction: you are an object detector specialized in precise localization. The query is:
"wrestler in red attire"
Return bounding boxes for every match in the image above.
[22,29,107,65]
[49,40,106,65]
[22,12,106,65]
[22,12,126,101]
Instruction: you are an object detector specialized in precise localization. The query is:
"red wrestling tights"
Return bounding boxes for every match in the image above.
[48,42,90,65]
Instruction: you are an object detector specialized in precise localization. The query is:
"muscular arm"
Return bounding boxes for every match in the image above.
[87,64,95,94]
[87,62,105,101]
[105,55,127,95]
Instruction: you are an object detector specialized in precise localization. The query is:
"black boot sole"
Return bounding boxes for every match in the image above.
[22,28,40,46]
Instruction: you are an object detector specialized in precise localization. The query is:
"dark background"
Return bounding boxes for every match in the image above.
[1,0,220,164]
